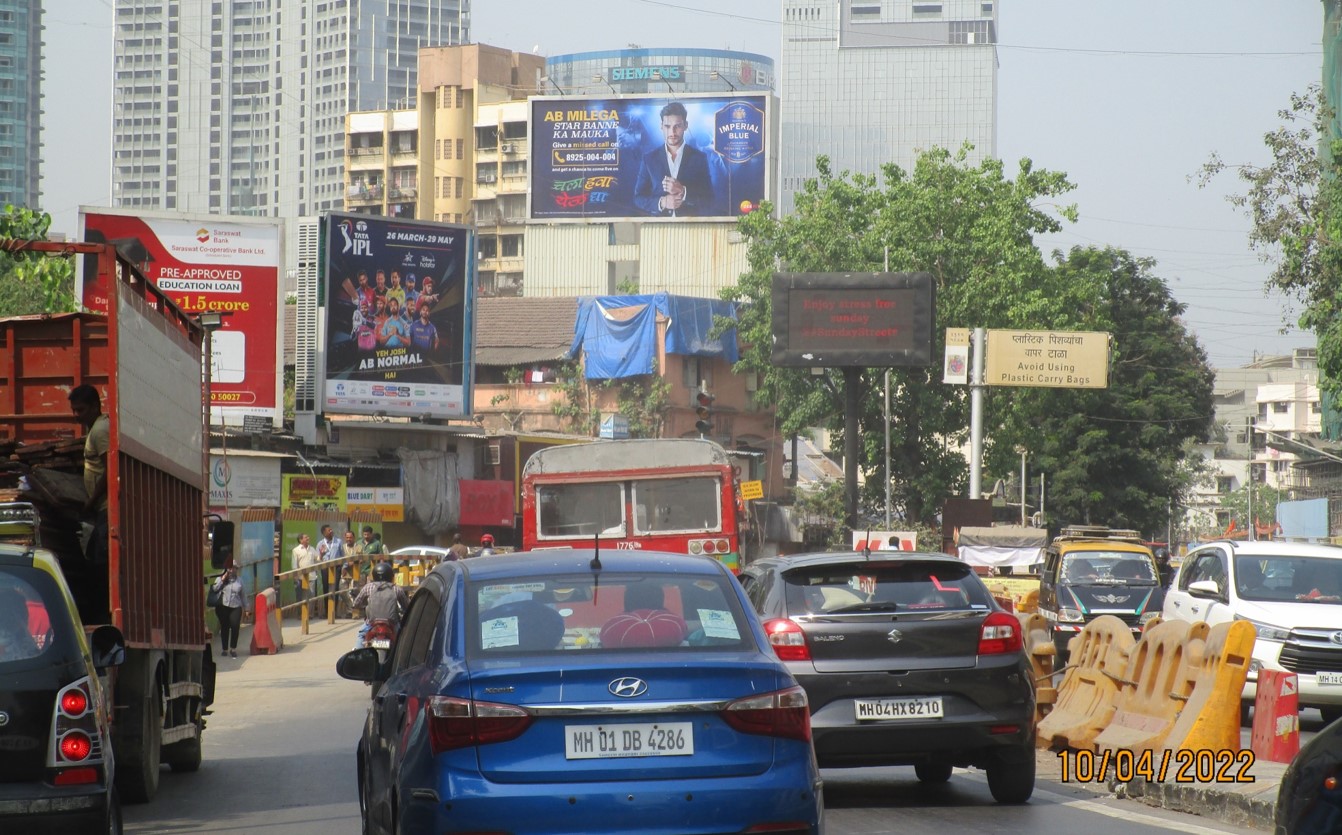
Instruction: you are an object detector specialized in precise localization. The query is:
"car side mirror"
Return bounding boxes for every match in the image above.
[1188,579,1222,600]
[336,647,383,682]
[210,520,235,570]
[90,624,126,671]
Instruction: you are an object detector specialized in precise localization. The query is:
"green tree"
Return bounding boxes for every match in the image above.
[993,247,1215,535]
[1196,84,1342,392]
[726,147,1084,525]
[1217,483,1283,535]
[0,207,75,315]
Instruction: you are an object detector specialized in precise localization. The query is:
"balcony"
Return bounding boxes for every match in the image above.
[347,184,383,203]
[347,146,385,157]
[389,186,417,200]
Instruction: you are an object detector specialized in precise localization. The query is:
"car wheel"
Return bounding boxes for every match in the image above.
[915,762,953,783]
[1321,707,1342,727]
[986,745,1035,804]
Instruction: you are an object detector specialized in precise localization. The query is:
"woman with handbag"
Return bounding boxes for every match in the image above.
[211,563,245,659]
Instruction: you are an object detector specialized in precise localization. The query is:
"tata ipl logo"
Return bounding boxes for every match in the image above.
[338,219,373,256]
[196,227,210,243]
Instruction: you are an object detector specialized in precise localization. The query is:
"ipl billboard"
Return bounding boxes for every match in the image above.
[529,93,769,222]
[321,213,473,419]
[78,208,284,426]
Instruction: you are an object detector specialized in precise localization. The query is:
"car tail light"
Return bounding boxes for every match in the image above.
[50,679,103,768]
[722,685,811,742]
[59,731,93,761]
[763,619,811,662]
[978,611,1023,655]
[60,689,89,717]
[989,724,1020,735]
[53,767,99,786]
[427,695,533,754]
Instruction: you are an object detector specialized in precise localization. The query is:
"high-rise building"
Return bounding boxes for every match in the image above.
[0,0,40,208]
[779,0,997,213]
[111,0,468,222]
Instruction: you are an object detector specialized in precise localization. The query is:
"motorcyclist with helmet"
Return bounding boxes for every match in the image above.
[351,559,410,650]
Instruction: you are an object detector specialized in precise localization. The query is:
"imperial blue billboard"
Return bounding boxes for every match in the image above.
[320,213,473,419]
[529,93,769,222]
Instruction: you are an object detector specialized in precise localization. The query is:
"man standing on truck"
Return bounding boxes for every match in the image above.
[69,385,110,567]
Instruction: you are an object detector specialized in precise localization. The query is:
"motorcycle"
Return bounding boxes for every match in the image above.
[362,618,397,699]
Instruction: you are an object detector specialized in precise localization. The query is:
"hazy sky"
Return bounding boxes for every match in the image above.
[43,1,1321,368]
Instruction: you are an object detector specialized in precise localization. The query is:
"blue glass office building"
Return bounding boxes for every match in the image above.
[0,0,40,208]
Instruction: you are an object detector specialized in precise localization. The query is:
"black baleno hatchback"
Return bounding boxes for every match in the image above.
[739,551,1037,803]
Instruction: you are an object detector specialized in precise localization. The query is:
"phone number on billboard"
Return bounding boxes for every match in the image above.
[556,150,618,164]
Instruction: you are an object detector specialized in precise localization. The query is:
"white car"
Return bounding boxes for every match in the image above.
[1162,539,1342,724]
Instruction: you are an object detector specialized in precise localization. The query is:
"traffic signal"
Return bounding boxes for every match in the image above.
[694,391,714,434]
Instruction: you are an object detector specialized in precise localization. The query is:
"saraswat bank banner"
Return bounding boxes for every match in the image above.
[78,209,284,427]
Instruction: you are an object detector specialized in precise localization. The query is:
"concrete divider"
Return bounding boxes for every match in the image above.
[1017,612,1056,724]
[1250,670,1300,763]
[1163,619,1254,753]
[1037,615,1136,751]
[249,588,284,655]
[1092,619,1209,753]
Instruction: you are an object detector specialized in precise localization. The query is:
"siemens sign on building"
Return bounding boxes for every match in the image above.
[547,48,773,96]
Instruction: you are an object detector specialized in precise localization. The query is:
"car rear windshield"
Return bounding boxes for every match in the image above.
[0,565,75,669]
[1235,554,1342,603]
[1061,551,1157,584]
[467,572,754,655]
[783,560,993,614]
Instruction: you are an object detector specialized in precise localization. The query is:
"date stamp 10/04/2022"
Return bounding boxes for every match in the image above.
[1058,749,1257,784]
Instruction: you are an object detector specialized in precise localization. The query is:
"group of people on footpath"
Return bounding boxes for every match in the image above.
[211,528,499,660]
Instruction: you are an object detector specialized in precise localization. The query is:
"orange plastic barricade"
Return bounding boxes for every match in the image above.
[1017,612,1056,723]
[1165,619,1255,753]
[249,588,284,655]
[1093,619,1209,754]
[1250,670,1300,763]
[1037,615,1136,751]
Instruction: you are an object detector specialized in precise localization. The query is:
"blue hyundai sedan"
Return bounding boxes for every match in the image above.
[337,550,824,835]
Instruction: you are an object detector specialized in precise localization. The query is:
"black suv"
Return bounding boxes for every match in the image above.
[739,551,1037,803]
[0,535,125,834]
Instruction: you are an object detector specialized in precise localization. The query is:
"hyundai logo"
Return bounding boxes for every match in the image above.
[608,677,648,698]
[1331,631,1342,646]
[887,628,903,645]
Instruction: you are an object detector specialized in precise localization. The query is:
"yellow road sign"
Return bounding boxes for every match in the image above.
[984,330,1110,388]
[739,480,764,501]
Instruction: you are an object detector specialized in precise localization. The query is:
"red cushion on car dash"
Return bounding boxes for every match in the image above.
[600,609,688,648]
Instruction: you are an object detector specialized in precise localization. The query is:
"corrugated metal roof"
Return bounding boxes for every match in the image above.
[475,296,577,366]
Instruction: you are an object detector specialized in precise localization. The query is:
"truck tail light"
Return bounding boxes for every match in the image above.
[427,696,533,754]
[763,618,811,662]
[722,685,811,742]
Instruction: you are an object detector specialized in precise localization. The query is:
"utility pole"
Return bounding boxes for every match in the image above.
[968,328,985,499]
[1247,415,1256,542]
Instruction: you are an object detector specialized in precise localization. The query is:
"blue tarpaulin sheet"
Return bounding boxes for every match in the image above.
[570,293,739,380]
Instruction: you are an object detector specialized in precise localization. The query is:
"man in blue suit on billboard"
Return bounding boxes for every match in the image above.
[634,101,717,217]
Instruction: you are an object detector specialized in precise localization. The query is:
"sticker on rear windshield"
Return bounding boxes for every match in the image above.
[698,609,739,640]
[482,583,547,596]
[482,615,520,649]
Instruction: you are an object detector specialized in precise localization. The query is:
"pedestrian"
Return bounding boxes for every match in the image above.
[212,563,245,658]
[474,533,496,558]
[361,525,386,561]
[336,564,355,619]
[291,533,319,618]
[317,524,345,603]
[448,532,469,561]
